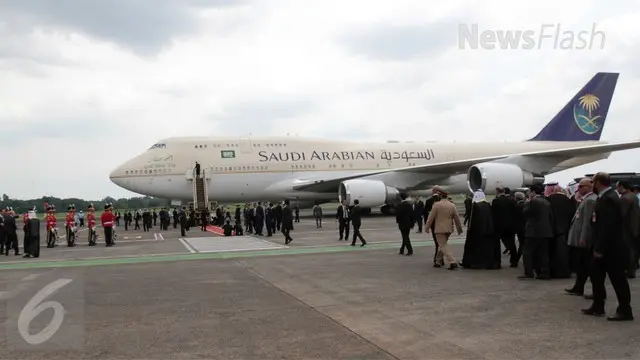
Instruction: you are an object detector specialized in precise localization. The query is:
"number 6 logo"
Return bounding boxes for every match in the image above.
[17,278,73,345]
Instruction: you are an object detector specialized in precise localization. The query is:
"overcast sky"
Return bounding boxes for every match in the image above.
[1,0,639,200]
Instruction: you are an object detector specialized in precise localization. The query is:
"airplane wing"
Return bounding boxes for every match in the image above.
[292,139,640,192]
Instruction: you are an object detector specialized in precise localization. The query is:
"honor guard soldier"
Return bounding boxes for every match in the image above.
[51,205,58,246]
[101,204,116,246]
[45,205,57,248]
[65,205,76,246]
[87,204,97,246]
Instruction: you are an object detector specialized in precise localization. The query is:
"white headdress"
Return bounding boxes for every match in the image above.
[472,190,487,203]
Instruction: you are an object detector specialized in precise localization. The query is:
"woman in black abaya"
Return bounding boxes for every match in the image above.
[460,190,500,269]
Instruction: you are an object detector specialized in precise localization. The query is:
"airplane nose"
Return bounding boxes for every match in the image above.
[109,165,125,186]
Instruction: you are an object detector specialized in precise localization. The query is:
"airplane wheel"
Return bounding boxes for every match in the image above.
[380,205,395,215]
[362,207,372,215]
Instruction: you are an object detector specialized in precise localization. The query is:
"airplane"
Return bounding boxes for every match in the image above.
[110,72,640,215]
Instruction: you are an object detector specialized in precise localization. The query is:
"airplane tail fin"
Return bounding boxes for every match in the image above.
[528,72,618,142]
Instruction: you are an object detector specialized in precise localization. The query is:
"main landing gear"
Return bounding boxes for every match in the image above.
[380,204,395,215]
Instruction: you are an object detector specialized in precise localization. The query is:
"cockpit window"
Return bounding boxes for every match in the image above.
[148,143,166,150]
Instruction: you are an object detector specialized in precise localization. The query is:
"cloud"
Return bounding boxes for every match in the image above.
[214,96,319,136]
[0,0,250,55]
[337,22,459,61]
[1,0,640,200]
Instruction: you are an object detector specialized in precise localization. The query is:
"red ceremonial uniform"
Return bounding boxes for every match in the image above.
[88,213,96,228]
[22,213,28,224]
[46,214,57,230]
[66,213,75,227]
[101,211,115,227]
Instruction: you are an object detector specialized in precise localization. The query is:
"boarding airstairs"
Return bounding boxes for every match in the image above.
[187,168,210,212]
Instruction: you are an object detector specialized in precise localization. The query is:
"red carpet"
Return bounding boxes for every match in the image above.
[206,225,224,235]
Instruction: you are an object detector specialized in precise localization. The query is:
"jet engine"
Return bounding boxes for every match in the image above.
[467,162,545,194]
[339,179,400,208]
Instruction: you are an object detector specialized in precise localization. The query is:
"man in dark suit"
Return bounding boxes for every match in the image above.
[518,184,553,280]
[616,180,640,278]
[336,200,351,241]
[492,187,519,266]
[0,208,6,254]
[546,184,576,279]
[396,194,415,255]
[274,203,283,231]
[350,199,367,247]
[413,198,424,233]
[254,202,265,236]
[2,209,20,256]
[582,172,633,321]
[513,192,527,265]
[281,200,294,244]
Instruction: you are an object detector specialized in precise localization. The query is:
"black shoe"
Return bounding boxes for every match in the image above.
[535,275,551,280]
[350,243,355,246]
[607,312,633,321]
[398,251,404,255]
[503,249,509,255]
[405,253,413,256]
[581,307,605,316]
[448,264,458,270]
[517,275,534,280]
[565,288,584,296]
[510,263,518,268]
[360,242,366,247]
[433,264,442,268]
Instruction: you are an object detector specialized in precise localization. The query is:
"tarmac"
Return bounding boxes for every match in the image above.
[0,212,638,359]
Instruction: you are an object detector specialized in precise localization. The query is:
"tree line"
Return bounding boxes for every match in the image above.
[0,194,171,214]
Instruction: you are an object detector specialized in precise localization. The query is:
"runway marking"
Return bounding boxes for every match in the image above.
[183,236,286,253]
[0,274,39,299]
[22,274,41,281]
[0,253,190,269]
[288,227,400,235]
[244,235,290,248]
[0,239,466,271]
[158,233,165,240]
[179,238,197,253]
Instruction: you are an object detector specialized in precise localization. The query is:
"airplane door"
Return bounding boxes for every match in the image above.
[239,138,252,154]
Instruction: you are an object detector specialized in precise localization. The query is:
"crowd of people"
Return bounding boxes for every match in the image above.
[0,202,118,258]
[407,172,635,322]
[1,171,637,321]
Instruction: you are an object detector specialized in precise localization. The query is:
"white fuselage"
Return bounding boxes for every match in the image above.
[109,136,607,203]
